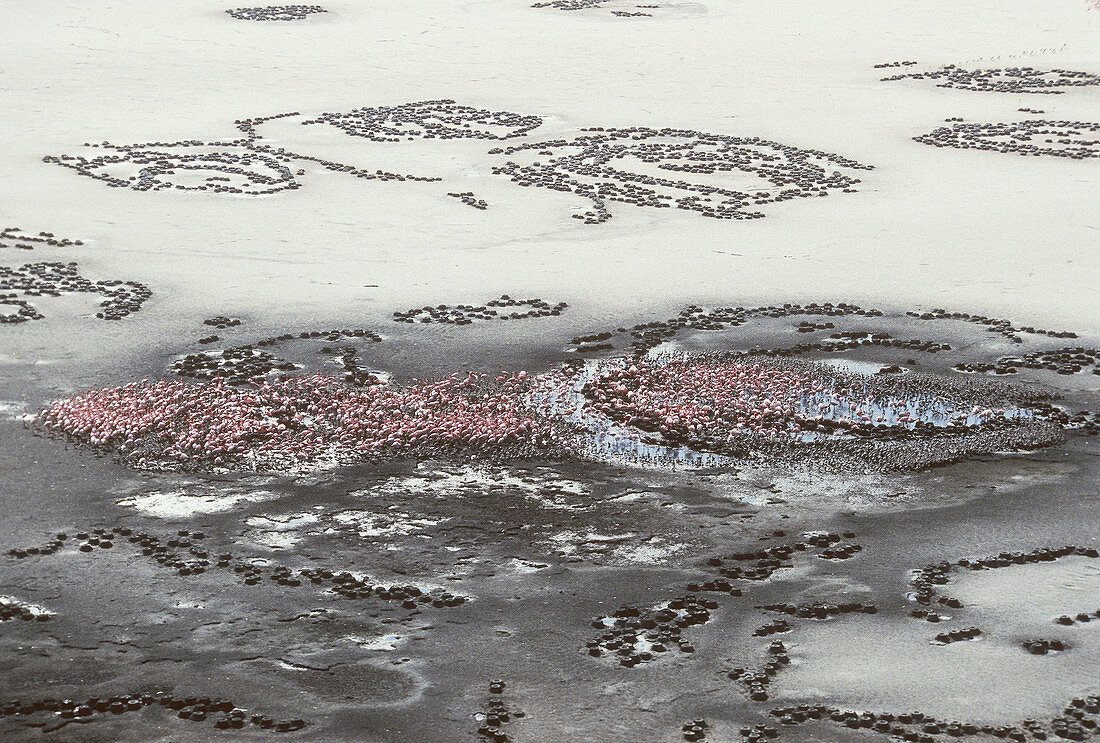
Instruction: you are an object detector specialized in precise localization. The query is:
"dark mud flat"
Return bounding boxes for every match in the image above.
[1,316,1098,743]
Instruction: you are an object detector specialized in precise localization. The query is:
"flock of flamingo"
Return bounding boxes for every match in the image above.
[574,357,1000,438]
[34,354,1015,472]
[36,373,564,470]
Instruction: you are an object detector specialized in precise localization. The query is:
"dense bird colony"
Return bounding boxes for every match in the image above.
[38,350,1068,473]
[914,120,1100,159]
[539,354,1065,469]
[225,5,326,21]
[0,261,150,323]
[881,65,1100,94]
[490,127,871,223]
[37,372,567,471]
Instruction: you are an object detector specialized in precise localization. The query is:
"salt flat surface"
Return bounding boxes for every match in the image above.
[1,0,1098,384]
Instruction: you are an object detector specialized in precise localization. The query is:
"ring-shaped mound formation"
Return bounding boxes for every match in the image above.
[0,262,151,322]
[914,120,1100,159]
[301,100,544,142]
[532,0,614,9]
[882,65,1100,94]
[490,127,872,222]
[43,145,301,195]
[226,5,326,20]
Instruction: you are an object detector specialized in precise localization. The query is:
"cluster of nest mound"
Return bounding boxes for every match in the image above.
[225,5,326,21]
[0,692,306,734]
[43,144,303,195]
[490,127,871,223]
[302,100,543,142]
[759,697,1100,743]
[44,101,871,224]
[882,65,1100,94]
[37,372,571,471]
[566,301,1078,355]
[914,120,1100,159]
[392,295,567,325]
[0,261,150,322]
[0,227,82,251]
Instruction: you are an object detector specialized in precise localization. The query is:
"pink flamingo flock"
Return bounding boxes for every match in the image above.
[572,357,995,442]
[37,372,563,469]
[37,356,1003,470]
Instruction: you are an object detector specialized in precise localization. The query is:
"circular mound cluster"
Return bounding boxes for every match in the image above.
[0,261,150,322]
[914,120,1100,159]
[0,227,82,251]
[761,697,1100,743]
[490,128,871,223]
[956,347,1099,377]
[474,682,522,742]
[587,594,716,666]
[882,65,1100,94]
[174,326,383,384]
[302,100,544,142]
[225,5,326,21]
[173,348,298,383]
[0,692,304,733]
[447,191,489,209]
[393,295,568,325]
[43,145,301,195]
[37,373,567,470]
[532,0,613,9]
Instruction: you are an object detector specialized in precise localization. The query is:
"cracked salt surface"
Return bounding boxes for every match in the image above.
[352,633,404,651]
[330,509,450,540]
[118,487,279,518]
[543,530,685,564]
[0,596,51,618]
[366,465,591,511]
[245,512,321,549]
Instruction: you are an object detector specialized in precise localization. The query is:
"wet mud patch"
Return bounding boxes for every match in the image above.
[4,294,1098,742]
[116,483,281,519]
[223,656,420,706]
